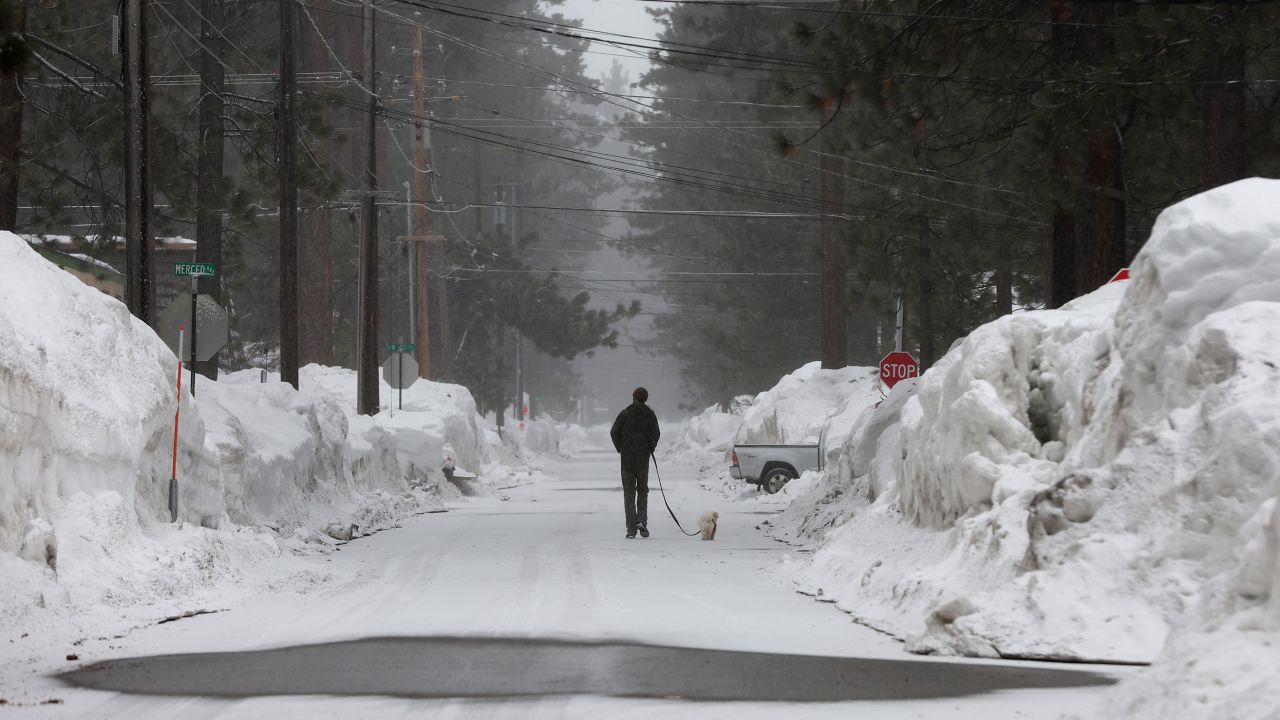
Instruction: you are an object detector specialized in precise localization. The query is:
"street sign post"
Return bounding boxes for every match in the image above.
[382,350,419,413]
[386,342,416,353]
[158,293,229,399]
[879,351,920,390]
[172,263,217,396]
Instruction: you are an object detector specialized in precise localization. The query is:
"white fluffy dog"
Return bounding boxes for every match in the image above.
[697,511,719,541]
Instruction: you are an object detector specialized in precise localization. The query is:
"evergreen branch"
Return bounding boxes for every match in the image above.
[24,34,122,91]
[29,50,104,98]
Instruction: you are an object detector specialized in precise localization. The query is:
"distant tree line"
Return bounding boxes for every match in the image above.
[628,0,1280,409]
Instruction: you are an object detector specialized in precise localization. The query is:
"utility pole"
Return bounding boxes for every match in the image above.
[279,0,299,389]
[404,181,415,361]
[194,0,225,380]
[299,0,336,367]
[123,0,154,323]
[894,295,905,352]
[410,25,432,379]
[0,3,24,231]
[507,183,524,425]
[818,146,847,370]
[356,0,380,416]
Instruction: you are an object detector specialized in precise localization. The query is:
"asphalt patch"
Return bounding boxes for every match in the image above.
[59,636,1114,703]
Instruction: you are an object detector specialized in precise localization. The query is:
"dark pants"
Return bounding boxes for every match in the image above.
[621,461,649,532]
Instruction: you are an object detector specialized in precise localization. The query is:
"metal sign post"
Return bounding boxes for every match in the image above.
[382,344,419,417]
[190,274,198,395]
[174,262,217,396]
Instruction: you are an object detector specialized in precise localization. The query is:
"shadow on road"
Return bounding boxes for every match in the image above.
[59,636,1114,702]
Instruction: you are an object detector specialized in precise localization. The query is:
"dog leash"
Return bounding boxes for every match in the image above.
[651,454,701,537]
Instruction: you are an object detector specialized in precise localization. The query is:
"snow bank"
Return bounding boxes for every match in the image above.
[735,362,879,456]
[777,179,1280,711]
[669,365,880,502]
[0,231,239,647]
[0,232,221,557]
[666,396,751,465]
[0,229,532,649]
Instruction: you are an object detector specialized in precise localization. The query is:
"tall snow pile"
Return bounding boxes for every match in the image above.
[0,232,222,557]
[0,230,517,637]
[735,362,879,462]
[778,179,1280,702]
[666,395,752,465]
[677,364,880,499]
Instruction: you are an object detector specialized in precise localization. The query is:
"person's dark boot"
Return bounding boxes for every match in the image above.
[638,525,649,538]
[626,529,637,539]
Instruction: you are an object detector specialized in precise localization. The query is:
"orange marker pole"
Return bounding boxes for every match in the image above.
[170,326,184,523]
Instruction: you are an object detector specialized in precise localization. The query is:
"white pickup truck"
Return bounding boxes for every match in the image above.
[730,435,823,494]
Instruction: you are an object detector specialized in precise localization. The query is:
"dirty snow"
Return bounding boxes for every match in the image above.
[687,180,1280,717]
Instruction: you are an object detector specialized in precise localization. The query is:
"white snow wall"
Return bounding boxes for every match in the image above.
[780,179,1280,669]
[0,231,496,562]
[899,178,1280,660]
[0,233,223,558]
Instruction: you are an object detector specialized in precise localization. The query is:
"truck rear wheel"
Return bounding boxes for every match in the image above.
[762,466,797,494]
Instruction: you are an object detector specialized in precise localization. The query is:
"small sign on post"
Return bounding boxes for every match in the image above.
[879,351,920,391]
[174,262,217,277]
[381,345,417,412]
[383,353,419,389]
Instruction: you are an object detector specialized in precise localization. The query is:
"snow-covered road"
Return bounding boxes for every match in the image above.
[30,452,1118,718]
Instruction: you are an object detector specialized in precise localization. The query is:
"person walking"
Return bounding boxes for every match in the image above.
[610,387,661,539]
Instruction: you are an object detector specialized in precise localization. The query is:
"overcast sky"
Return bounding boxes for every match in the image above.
[558,0,661,81]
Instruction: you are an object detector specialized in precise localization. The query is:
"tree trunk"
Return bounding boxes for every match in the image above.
[1045,1,1078,309]
[995,234,1013,316]
[1046,204,1077,308]
[194,0,225,379]
[916,214,935,369]
[1201,6,1247,190]
[1075,127,1127,291]
[0,3,23,231]
[1045,0,1126,303]
[1072,3,1127,292]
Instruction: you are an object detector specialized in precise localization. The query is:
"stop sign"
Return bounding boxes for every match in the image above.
[879,351,919,389]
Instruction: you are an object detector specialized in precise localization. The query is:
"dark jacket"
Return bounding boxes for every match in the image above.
[611,400,660,466]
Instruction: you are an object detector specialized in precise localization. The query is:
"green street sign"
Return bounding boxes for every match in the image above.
[174,262,217,277]
[386,342,417,353]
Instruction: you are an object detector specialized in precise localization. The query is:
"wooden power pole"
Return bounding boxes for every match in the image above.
[279,0,300,388]
[195,0,225,380]
[123,0,154,323]
[356,0,380,416]
[0,3,24,231]
[818,146,847,370]
[410,25,432,379]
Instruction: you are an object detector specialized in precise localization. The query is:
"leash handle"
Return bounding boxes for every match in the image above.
[652,454,701,537]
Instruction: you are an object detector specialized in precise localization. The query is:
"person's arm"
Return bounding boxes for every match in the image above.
[610,412,623,453]
[647,409,661,455]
